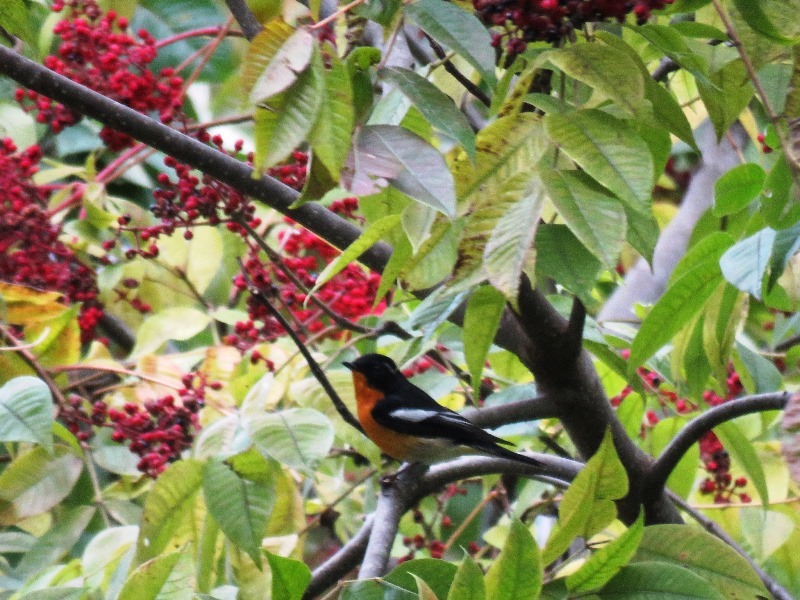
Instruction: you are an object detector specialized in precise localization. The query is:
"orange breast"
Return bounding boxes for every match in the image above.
[352,372,417,462]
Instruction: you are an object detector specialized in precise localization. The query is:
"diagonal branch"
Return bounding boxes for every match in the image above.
[644,392,791,502]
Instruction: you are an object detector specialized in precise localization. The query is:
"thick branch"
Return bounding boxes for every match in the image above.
[644,392,791,501]
[464,395,562,428]
[306,453,580,597]
[0,46,393,274]
[223,0,262,39]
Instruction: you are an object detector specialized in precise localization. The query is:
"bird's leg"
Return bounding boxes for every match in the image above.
[380,462,428,489]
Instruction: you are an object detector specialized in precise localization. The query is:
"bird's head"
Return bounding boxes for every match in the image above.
[343,353,404,392]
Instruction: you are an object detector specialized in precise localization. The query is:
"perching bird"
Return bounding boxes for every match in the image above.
[343,353,541,467]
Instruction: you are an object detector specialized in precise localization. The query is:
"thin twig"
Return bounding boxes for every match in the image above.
[711,0,797,181]
[427,37,492,107]
[0,323,67,406]
[237,259,365,435]
[310,0,368,30]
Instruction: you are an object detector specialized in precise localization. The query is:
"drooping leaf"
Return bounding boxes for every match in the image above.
[308,50,354,181]
[0,447,83,526]
[732,0,800,44]
[253,42,324,170]
[0,376,54,452]
[542,44,648,119]
[244,408,334,472]
[542,169,627,268]
[447,556,486,600]
[313,214,401,294]
[14,506,95,577]
[629,261,725,375]
[484,178,546,305]
[118,551,192,600]
[243,20,314,102]
[0,0,34,46]
[633,525,769,600]
[131,307,212,357]
[720,228,776,299]
[697,60,755,141]
[405,0,497,85]
[598,562,723,599]
[267,552,312,600]
[343,125,456,217]
[713,164,766,216]
[464,286,506,393]
[385,558,458,600]
[543,429,628,564]
[566,512,644,593]
[714,420,770,505]
[485,519,542,600]
[203,455,276,567]
[544,110,654,215]
[534,224,603,305]
[135,459,203,564]
[381,67,476,160]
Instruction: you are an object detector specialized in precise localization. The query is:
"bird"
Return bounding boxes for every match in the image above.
[343,353,541,468]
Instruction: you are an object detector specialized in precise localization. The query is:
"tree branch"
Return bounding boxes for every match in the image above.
[644,392,791,501]
[0,46,394,275]
[464,395,562,428]
[239,262,365,435]
[224,0,262,40]
[305,453,581,597]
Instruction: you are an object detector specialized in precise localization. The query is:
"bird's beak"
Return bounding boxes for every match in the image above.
[342,361,354,370]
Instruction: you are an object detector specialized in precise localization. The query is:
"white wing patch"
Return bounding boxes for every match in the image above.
[389,408,440,422]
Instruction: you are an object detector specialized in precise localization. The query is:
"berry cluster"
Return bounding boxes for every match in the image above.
[612,354,750,503]
[58,371,216,476]
[473,0,674,56]
[0,138,103,342]
[16,0,183,151]
[399,484,477,563]
[228,197,384,349]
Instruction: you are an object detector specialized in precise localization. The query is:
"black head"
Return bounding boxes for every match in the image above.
[343,353,404,391]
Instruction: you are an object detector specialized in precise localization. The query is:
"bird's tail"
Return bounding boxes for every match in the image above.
[477,443,542,468]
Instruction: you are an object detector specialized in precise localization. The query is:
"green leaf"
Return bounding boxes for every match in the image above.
[308,50,354,181]
[405,0,497,85]
[544,110,653,215]
[734,340,782,394]
[483,177,546,305]
[0,0,34,46]
[447,556,486,600]
[542,169,627,268]
[345,125,456,217]
[720,228,776,299]
[713,164,766,216]
[0,447,82,526]
[544,429,628,564]
[311,214,402,294]
[385,558,458,600]
[464,286,506,393]
[157,226,224,295]
[732,0,800,44]
[598,562,723,599]
[381,67,476,160]
[650,417,699,499]
[702,283,748,383]
[203,455,276,567]
[535,224,603,305]
[267,552,311,600]
[633,525,769,600]
[135,459,203,564]
[253,42,324,170]
[0,376,54,452]
[636,24,711,85]
[566,512,644,593]
[14,506,94,577]
[131,307,212,357]
[243,20,314,102]
[485,519,542,600]
[542,44,647,119]
[697,60,754,141]
[118,551,191,600]
[244,408,334,471]
[714,420,769,505]
[629,261,724,375]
